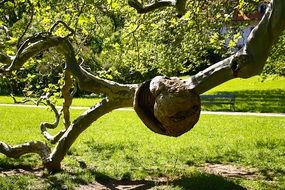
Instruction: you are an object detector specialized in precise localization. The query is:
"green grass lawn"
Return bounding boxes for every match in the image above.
[198,76,285,113]
[0,106,285,189]
[1,75,284,113]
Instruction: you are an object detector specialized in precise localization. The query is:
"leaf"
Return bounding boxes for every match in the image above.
[184,11,191,19]
[112,2,118,10]
[6,49,15,55]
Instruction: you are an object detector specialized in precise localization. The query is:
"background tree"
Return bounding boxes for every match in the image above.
[0,0,284,172]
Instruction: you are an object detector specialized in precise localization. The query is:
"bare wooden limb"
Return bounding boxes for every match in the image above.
[17,0,34,48]
[128,0,175,13]
[41,130,66,145]
[45,98,125,171]
[38,93,65,144]
[0,35,138,98]
[10,93,47,105]
[128,0,186,16]
[10,93,64,144]
[186,0,285,94]
[48,20,75,38]
[4,32,52,72]
[0,141,51,163]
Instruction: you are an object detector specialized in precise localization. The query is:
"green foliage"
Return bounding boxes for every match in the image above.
[263,32,285,76]
[0,0,284,96]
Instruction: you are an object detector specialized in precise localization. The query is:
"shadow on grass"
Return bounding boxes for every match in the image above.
[203,89,285,113]
[46,169,246,190]
[0,157,246,190]
[0,157,41,172]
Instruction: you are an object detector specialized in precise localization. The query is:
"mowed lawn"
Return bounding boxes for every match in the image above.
[0,76,284,189]
[0,105,285,189]
[0,76,284,113]
[203,76,285,113]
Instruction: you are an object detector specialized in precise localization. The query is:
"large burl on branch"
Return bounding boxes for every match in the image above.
[0,0,284,172]
[134,76,201,137]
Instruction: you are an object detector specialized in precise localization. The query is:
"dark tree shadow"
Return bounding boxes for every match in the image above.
[47,169,246,190]
[91,171,246,190]
[0,157,42,173]
[0,157,247,190]
[170,174,246,190]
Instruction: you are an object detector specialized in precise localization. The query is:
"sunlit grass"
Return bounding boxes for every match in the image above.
[1,76,284,113]
[196,76,285,113]
[207,75,285,92]
[0,106,285,189]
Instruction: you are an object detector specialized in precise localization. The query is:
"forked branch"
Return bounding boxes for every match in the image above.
[0,22,137,171]
[39,93,65,144]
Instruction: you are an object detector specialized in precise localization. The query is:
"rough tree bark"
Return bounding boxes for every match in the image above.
[0,0,284,172]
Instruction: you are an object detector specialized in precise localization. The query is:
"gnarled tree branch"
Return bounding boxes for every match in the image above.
[39,93,65,144]
[10,94,47,105]
[128,0,186,16]
[0,28,138,171]
[0,141,51,164]
[45,98,124,171]
[0,35,138,98]
[133,0,285,140]
[186,0,285,94]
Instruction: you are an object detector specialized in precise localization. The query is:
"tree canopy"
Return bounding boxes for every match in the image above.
[1,0,283,96]
[0,0,285,172]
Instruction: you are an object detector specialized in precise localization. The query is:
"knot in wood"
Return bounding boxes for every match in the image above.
[231,54,249,77]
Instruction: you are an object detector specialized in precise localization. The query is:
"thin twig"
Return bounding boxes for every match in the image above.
[17,0,34,48]
[48,20,75,38]
[10,93,47,105]
[39,93,65,144]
